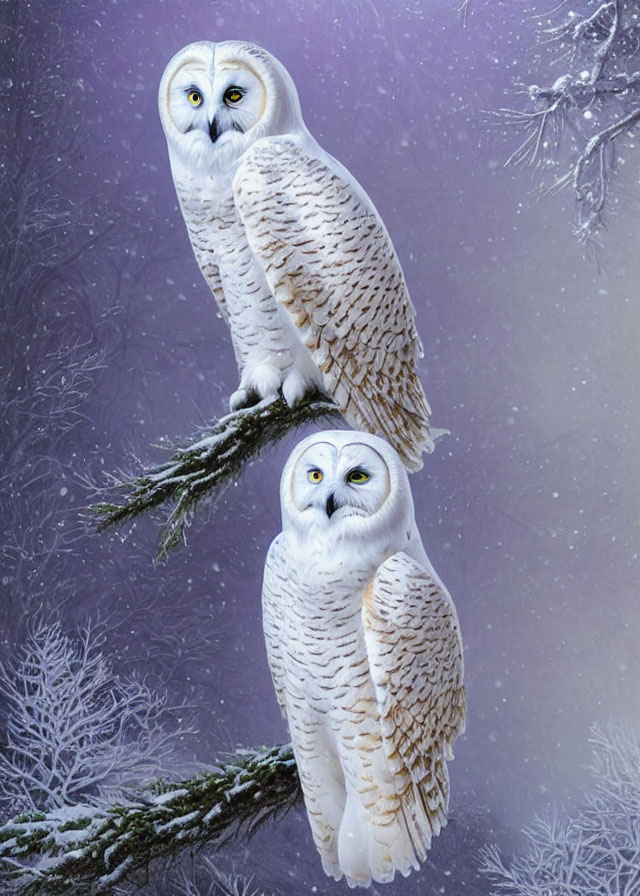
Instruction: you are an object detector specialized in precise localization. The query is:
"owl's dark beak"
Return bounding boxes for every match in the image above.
[326,493,337,519]
[209,115,244,144]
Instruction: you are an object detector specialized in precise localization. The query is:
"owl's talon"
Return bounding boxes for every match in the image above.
[229,387,260,411]
[282,371,309,408]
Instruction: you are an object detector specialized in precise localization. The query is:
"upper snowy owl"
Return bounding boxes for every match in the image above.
[262,430,465,887]
[158,41,433,470]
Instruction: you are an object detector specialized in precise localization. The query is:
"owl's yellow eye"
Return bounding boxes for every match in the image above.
[347,470,369,484]
[187,89,203,107]
[224,86,244,106]
[308,469,323,484]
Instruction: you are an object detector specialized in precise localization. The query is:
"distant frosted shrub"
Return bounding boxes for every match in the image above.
[113,856,275,896]
[0,619,192,816]
[171,863,273,896]
[481,723,640,895]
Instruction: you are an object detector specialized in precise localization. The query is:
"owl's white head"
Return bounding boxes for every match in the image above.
[158,40,307,176]
[280,431,428,566]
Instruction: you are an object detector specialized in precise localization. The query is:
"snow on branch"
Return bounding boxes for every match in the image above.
[480,722,640,895]
[91,393,339,558]
[0,743,300,895]
[495,0,640,244]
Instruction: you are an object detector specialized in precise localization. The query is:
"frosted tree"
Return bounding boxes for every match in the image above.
[0,619,193,818]
[0,1,105,637]
[168,866,274,896]
[481,723,640,896]
[498,0,640,244]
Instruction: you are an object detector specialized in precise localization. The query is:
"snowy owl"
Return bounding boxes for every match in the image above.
[158,41,433,470]
[262,430,465,887]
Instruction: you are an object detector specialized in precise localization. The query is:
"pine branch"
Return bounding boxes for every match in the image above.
[0,743,300,896]
[91,394,340,558]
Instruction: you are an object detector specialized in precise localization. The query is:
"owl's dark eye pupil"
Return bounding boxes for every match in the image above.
[348,470,369,484]
[225,87,243,105]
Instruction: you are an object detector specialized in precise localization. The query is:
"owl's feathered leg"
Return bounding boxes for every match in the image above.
[229,361,282,411]
[288,717,347,881]
[278,306,325,408]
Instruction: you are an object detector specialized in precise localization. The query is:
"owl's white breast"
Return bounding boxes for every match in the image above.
[265,532,380,719]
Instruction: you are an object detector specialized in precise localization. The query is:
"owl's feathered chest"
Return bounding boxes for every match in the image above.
[172,170,302,369]
[265,537,380,715]
[175,177,240,256]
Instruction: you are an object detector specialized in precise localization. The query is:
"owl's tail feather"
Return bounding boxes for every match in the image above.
[337,790,422,888]
[409,752,451,844]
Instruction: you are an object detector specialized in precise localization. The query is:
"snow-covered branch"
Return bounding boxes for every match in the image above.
[91,394,339,558]
[481,722,640,895]
[497,0,640,243]
[0,743,299,895]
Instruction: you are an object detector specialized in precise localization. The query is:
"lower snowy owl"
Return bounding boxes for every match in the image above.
[262,430,465,887]
[158,41,433,470]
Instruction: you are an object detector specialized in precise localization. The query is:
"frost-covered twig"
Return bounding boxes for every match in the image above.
[480,722,640,895]
[0,743,300,895]
[91,394,339,558]
[497,0,640,244]
[457,0,471,27]
[146,860,277,896]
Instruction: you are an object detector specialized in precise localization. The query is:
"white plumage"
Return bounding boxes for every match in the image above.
[158,41,433,470]
[262,430,465,887]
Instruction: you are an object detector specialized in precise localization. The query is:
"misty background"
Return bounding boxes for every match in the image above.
[2,0,640,892]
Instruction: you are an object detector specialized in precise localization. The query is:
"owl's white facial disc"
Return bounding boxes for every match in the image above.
[291,441,391,527]
[281,431,429,568]
[159,41,307,176]
[160,44,266,173]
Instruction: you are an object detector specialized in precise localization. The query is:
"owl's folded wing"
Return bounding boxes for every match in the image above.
[232,135,432,471]
[261,534,290,718]
[363,551,466,836]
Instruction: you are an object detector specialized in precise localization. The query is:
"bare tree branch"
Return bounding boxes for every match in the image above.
[0,743,300,895]
[497,0,640,244]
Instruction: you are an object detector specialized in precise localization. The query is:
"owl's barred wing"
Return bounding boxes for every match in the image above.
[233,136,432,471]
[363,552,465,843]
[261,535,290,718]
